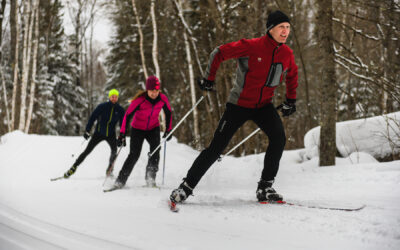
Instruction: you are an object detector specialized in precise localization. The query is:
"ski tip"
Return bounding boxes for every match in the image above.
[168,200,179,213]
[50,176,65,181]
[103,186,121,193]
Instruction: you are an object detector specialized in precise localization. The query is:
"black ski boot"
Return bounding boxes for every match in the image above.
[64,165,77,178]
[170,180,193,203]
[256,180,283,202]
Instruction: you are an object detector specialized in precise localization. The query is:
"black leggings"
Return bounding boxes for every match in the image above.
[73,133,117,169]
[185,103,286,188]
[117,127,161,184]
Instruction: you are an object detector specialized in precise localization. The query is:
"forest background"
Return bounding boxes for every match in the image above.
[0,0,399,163]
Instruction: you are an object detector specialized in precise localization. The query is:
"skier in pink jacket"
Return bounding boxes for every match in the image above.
[113,76,172,188]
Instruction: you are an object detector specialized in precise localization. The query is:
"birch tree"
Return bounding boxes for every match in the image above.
[174,0,201,148]
[25,0,40,133]
[150,0,160,79]
[131,0,148,79]
[0,0,10,132]
[19,0,35,130]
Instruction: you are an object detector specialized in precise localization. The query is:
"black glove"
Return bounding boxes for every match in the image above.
[197,78,214,91]
[83,131,90,140]
[117,134,126,147]
[277,99,296,117]
[162,131,172,141]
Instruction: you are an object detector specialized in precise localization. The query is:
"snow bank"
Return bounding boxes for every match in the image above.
[304,112,400,160]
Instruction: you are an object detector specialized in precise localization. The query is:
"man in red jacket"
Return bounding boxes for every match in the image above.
[170,10,298,204]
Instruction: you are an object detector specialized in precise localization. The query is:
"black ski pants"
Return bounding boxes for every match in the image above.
[185,103,286,189]
[117,127,161,185]
[73,133,117,170]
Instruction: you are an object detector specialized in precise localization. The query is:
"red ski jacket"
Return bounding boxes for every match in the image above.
[120,93,172,134]
[205,34,298,108]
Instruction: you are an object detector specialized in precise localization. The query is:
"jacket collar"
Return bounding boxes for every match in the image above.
[145,93,161,104]
[264,32,282,48]
[107,100,117,106]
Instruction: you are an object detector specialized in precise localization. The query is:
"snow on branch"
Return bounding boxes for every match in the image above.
[332,17,380,41]
[334,58,374,82]
[333,42,368,69]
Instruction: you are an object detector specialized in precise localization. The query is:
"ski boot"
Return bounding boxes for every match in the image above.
[145,166,157,187]
[105,165,114,177]
[64,165,77,178]
[103,179,125,192]
[170,180,193,203]
[146,178,157,188]
[114,179,125,189]
[256,179,283,202]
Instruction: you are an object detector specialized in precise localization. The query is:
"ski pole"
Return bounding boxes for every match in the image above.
[162,140,167,185]
[71,139,88,158]
[218,128,261,162]
[102,147,123,186]
[148,95,204,157]
[51,138,89,181]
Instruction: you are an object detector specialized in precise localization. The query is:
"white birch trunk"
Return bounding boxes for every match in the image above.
[150,0,160,79]
[175,0,201,148]
[1,64,11,132]
[11,0,20,131]
[131,0,148,79]
[183,31,201,148]
[19,0,34,131]
[150,0,165,131]
[173,0,203,76]
[25,0,40,133]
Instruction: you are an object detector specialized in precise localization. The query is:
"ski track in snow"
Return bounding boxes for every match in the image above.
[0,131,400,250]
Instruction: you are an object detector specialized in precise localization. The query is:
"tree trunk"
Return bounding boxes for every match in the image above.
[150,0,160,79]
[131,0,148,80]
[174,0,201,149]
[0,0,5,50]
[0,0,10,132]
[183,30,201,149]
[11,0,20,131]
[88,20,94,115]
[25,0,40,133]
[317,0,337,166]
[19,0,35,131]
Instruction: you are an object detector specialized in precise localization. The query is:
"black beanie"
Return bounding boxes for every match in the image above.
[266,10,290,31]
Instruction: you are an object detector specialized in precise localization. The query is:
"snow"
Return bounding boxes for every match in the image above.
[0,130,400,250]
[304,111,400,160]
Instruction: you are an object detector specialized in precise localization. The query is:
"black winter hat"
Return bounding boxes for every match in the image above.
[266,10,290,31]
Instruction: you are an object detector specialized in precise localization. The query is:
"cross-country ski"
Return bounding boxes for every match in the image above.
[259,201,366,211]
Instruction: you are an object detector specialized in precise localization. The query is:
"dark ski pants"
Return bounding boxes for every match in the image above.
[185,103,286,189]
[73,133,117,170]
[117,127,161,185]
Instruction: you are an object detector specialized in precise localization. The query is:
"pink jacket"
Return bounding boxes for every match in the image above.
[120,93,172,134]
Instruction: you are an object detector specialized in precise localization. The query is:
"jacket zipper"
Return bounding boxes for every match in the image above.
[106,106,115,137]
[256,45,280,108]
[146,103,155,130]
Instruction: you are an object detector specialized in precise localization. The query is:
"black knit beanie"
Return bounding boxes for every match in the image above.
[266,10,290,31]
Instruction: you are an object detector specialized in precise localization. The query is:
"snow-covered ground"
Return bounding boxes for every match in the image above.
[0,131,399,250]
